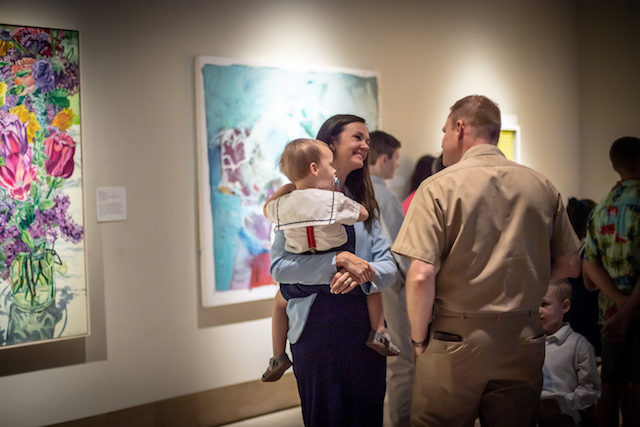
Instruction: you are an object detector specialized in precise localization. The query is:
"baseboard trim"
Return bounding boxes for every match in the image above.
[48,373,300,427]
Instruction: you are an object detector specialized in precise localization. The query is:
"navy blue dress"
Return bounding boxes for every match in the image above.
[281,225,386,426]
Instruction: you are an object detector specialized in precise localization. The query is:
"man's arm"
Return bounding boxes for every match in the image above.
[550,250,581,281]
[601,276,640,342]
[405,258,435,359]
[582,267,599,292]
[582,259,626,307]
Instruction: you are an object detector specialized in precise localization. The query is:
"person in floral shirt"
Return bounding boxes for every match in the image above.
[583,136,640,427]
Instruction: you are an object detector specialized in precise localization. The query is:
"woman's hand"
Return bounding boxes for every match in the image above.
[335,251,375,284]
[330,269,359,294]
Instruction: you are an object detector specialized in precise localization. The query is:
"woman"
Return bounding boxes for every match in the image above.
[402,154,444,215]
[270,115,397,426]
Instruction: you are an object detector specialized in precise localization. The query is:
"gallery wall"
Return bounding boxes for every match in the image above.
[577,2,640,201]
[0,0,638,425]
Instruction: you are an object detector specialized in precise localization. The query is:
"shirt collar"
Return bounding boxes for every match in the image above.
[546,323,571,345]
[371,175,387,186]
[459,144,505,162]
[616,179,640,189]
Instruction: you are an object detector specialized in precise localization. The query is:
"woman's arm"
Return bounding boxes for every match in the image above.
[332,220,397,294]
[269,229,337,285]
[362,220,398,294]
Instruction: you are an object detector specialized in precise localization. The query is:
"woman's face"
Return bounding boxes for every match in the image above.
[332,122,370,176]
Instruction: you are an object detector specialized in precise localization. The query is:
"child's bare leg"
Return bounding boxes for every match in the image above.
[262,290,293,382]
[272,290,289,357]
[366,292,401,356]
[366,292,386,333]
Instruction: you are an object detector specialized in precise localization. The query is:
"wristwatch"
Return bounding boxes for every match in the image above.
[411,337,429,348]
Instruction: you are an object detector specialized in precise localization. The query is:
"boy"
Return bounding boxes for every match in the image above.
[261,138,399,382]
[368,130,414,427]
[538,280,601,426]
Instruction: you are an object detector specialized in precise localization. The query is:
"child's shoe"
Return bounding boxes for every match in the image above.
[366,330,401,356]
[261,353,293,382]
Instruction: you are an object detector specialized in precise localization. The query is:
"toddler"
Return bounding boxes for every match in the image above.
[538,279,601,426]
[261,138,399,382]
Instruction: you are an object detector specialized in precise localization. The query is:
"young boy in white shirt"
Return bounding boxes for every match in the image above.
[538,279,601,426]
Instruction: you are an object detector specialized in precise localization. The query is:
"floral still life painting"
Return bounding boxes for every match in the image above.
[196,56,379,307]
[0,24,87,348]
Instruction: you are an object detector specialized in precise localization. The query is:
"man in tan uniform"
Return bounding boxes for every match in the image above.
[392,95,581,426]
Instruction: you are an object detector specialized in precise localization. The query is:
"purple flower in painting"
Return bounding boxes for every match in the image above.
[32,60,55,93]
[0,113,29,157]
[55,63,79,95]
[2,95,18,110]
[35,195,83,244]
[11,27,50,56]
[3,239,30,269]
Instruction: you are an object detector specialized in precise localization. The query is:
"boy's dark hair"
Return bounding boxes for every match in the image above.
[610,136,640,175]
[369,131,401,164]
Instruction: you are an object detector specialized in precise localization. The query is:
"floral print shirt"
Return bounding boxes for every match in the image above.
[584,180,640,325]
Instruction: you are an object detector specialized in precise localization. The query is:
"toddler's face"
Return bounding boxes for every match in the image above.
[539,288,566,335]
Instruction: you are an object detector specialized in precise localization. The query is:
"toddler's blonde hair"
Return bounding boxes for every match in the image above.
[279,139,326,183]
[548,279,572,303]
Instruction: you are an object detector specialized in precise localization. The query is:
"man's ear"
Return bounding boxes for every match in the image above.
[561,299,571,315]
[456,120,465,138]
[377,153,388,166]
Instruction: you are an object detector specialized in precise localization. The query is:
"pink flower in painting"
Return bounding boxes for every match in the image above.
[0,150,39,201]
[0,113,29,157]
[44,130,76,178]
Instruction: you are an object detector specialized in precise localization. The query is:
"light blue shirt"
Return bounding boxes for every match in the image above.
[372,175,410,278]
[270,219,397,343]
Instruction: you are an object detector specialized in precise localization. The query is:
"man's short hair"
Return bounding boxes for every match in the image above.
[279,138,325,183]
[548,279,572,303]
[610,136,640,175]
[369,131,401,164]
[449,95,501,143]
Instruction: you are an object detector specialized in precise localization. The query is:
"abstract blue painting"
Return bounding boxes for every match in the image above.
[195,56,379,307]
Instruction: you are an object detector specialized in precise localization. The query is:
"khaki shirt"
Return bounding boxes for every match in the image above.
[393,145,579,313]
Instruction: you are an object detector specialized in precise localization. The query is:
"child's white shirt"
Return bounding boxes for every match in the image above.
[265,188,361,253]
[541,323,601,423]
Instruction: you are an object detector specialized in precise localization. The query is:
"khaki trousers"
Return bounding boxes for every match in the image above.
[411,309,544,427]
[382,279,415,427]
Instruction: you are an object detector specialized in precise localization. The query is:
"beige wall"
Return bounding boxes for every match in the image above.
[578,1,640,202]
[0,0,636,425]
